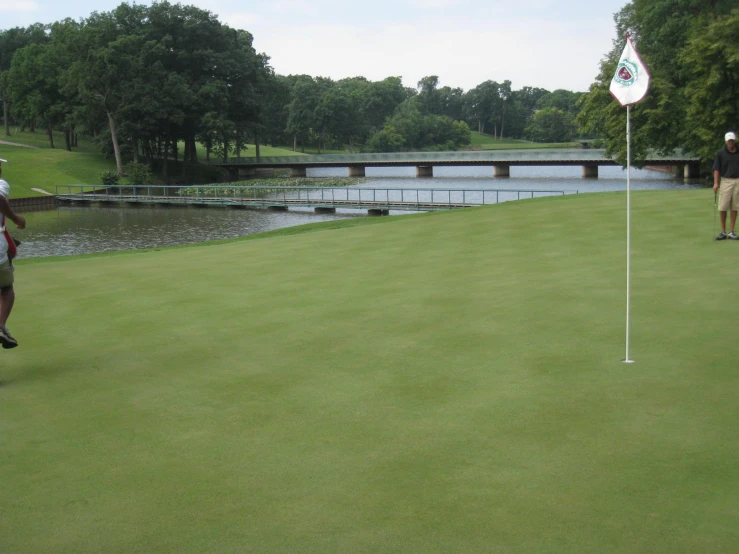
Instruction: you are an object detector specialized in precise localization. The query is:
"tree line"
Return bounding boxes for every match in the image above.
[0,2,585,180]
[8,1,732,178]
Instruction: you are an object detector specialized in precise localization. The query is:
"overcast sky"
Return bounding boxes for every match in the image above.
[1,0,629,92]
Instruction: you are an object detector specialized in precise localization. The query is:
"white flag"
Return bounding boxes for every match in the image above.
[609,35,650,106]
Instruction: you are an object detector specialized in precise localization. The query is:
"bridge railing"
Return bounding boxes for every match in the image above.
[55,184,576,208]
[205,148,698,166]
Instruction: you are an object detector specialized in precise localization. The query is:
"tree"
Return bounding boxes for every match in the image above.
[5,42,70,148]
[463,80,499,134]
[367,100,470,152]
[0,24,48,136]
[286,76,326,152]
[681,8,739,163]
[525,107,577,143]
[416,75,442,115]
[576,0,736,166]
[505,86,549,139]
[535,89,583,116]
[360,76,408,135]
[64,10,146,174]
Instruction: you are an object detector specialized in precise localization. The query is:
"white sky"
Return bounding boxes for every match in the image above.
[1,0,629,92]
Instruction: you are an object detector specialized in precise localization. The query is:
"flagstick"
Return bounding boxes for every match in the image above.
[623,104,634,363]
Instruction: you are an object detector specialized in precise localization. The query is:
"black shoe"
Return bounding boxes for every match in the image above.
[0,326,18,349]
[728,232,739,240]
[716,231,728,240]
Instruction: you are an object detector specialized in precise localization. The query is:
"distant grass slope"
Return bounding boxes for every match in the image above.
[0,131,115,198]
[2,189,738,553]
[470,130,578,150]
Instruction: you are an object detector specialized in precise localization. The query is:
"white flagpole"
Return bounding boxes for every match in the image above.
[624,105,634,363]
[611,33,648,363]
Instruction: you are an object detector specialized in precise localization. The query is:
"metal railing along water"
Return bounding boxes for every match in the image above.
[55,185,576,211]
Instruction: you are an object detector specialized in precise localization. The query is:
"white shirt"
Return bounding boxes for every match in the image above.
[0,179,10,264]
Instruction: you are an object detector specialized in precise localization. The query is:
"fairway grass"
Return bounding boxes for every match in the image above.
[2,190,738,553]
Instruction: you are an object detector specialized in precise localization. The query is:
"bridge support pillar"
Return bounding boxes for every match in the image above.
[582,165,598,178]
[368,208,390,216]
[315,206,336,214]
[238,167,258,179]
[290,166,307,177]
[349,166,365,177]
[416,165,433,178]
[684,162,700,179]
[493,164,510,177]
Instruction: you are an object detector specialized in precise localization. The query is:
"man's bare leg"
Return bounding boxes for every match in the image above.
[0,285,14,327]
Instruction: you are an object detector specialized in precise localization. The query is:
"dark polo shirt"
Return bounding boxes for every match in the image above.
[713,146,739,178]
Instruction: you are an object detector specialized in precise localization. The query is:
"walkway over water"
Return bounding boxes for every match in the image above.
[209,149,701,179]
[55,185,575,215]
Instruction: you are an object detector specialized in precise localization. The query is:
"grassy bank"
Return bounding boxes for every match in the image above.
[470,131,579,150]
[0,131,116,198]
[2,189,737,552]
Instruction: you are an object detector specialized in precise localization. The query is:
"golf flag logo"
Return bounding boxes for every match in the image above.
[610,35,650,106]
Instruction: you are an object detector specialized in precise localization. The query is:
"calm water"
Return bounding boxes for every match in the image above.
[13,165,704,259]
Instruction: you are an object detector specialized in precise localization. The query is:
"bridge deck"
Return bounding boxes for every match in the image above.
[208,148,699,168]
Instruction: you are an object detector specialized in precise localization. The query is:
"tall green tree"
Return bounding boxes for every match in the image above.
[681,8,739,163]
[577,0,736,166]
[505,86,549,139]
[525,107,578,142]
[0,24,48,136]
[360,76,409,134]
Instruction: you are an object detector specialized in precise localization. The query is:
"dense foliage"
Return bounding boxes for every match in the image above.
[577,0,738,167]
[1,2,269,179]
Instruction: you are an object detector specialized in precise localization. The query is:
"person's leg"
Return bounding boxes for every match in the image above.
[731,211,738,233]
[0,284,17,348]
[0,285,14,327]
[719,181,733,233]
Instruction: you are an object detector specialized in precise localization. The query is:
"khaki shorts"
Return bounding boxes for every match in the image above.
[0,259,13,288]
[719,177,739,211]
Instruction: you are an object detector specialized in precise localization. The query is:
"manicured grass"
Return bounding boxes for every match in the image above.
[2,129,101,152]
[2,189,737,552]
[470,131,578,150]
[0,132,116,197]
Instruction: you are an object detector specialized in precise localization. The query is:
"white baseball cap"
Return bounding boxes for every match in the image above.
[726,132,737,141]
[0,158,6,163]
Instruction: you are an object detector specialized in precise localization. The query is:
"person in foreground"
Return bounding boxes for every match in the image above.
[713,132,739,240]
[0,158,26,348]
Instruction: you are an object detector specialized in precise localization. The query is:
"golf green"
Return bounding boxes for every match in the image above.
[2,190,737,553]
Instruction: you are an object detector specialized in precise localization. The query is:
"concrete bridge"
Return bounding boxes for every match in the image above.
[209,149,701,180]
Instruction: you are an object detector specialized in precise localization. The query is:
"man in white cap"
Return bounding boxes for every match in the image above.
[0,158,27,348]
[713,132,739,240]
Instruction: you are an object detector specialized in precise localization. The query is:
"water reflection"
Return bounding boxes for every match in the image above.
[15,165,704,259]
[15,205,364,259]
